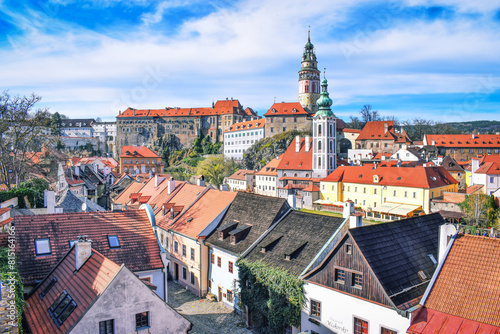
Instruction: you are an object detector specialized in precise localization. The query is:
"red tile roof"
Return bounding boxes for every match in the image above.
[0,207,11,215]
[343,128,361,133]
[373,152,392,159]
[277,137,313,171]
[410,234,500,330]
[302,185,320,192]
[322,165,458,188]
[168,189,236,239]
[155,183,207,227]
[0,217,13,228]
[117,99,243,118]
[228,169,255,181]
[14,210,163,286]
[120,146,160,159]
[255,155,282,176]
[479,154,500,165]
[244,107,257,116]
[225,119,265,132]
[113,180,146,205]
[263,102,309,116]
[425,134,500,148]
[357,121,411,143]
[466,184,484,194]
[475,161,500,175]
[24,247,121,334]
[408,308,500,333]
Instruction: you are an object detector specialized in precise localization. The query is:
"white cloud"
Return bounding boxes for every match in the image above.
[0,0,498,120]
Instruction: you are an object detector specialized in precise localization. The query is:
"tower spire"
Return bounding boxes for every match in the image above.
[298,27,320,113]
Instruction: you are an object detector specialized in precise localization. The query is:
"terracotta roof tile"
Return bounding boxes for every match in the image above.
[475,162,500,175]
[120,146,160,159]
[479,154,500,165]
[343,128,361,133]
[423,234,500,326]
[255,155,282,176]
[408,308,500,333]
[357,121,411,143]
[228,169,254,181]
[117,99,243,118]
[466,184,484,194]
[0,217,13,227]
[425,134,500,148]
[322,165,458,188]
[168,189,236,239]
[277,137,313,171]
[113,180,146,205]
[24,247,121,334]
[302,185,320,192]
[14,210,163,286]
[225,119,265,132]
[0,207,11,215]
[155,183,207,228]
[263,102,309,116]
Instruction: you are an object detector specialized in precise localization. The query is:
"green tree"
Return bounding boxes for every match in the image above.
[459,193,490,227]
[0,91,53,188]
[196,156,233,187]
[193,133,204,154]
[50,112,63,136]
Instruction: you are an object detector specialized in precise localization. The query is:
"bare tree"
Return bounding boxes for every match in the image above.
[359,105,381,123]
[0,91,53,188]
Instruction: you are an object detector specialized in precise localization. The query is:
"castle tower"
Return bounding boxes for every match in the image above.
[312,72,337,178]
[298,30,321,114]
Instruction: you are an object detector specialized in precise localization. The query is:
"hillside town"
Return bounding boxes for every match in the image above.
[1,33,500,334]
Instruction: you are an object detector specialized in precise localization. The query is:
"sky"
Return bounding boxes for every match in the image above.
[0,0,499,124]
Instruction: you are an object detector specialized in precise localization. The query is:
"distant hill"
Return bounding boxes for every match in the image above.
[444,120,500,134]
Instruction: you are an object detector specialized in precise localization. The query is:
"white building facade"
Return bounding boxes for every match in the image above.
[301,282,410,334]
[224,119,265,160]
[207,247,240,310]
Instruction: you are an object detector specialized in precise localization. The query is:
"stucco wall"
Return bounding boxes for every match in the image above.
[301,282,410,334]
[71,266,190,334]
[208,247,239,310]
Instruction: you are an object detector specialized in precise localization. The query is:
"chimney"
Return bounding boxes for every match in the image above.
[471,158,480,173]
[438,224,456,263]
[287,194,296,210]
[75,236,92,271]
[168,177,175,194]
[472,133,475,139]
[197,175,205,187]
[431,139,435,146]
[384,122,388,134]
[343,201,355,218]
[45,190,55,214]
[295,135,301,153]
[220,184,228,191]
[155,174,165,187]
[305,135,311,152]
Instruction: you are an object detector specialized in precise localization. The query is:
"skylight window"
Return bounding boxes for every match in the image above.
[49,291,77,327]
[35,238,52,256]
[39,277,58,299]
[108,235,120,248]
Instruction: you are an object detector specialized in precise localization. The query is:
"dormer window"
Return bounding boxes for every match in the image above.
[272,108,277,113]
[39,277,58,299]
[108,235,120,248]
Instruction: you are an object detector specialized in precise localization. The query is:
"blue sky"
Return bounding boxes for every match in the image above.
[0,0,499,123]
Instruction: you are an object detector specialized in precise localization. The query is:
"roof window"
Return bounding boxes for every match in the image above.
[49,291,77,326]
[39,277,58,299]
[35,238,52,256]
[108,235,120,248]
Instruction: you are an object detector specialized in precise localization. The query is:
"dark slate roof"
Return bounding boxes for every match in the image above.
[205,192,290,256]
[349,213,445,309]
[56,188,105,212]
[14,210,163,286]
[244,211,345,275]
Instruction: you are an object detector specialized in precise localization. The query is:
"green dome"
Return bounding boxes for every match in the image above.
[315,77,334,117]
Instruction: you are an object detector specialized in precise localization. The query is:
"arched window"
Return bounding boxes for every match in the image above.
[318,157,322,167]
[318,124,322,136]
[294,173,298,177]
[318,140,322,152]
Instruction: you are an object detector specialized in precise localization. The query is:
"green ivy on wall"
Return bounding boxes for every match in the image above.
[238,259,304,333]
[0,247,25,333]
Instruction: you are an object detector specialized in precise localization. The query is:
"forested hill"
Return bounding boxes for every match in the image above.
[444,120,500,134]
[242,130,311,170]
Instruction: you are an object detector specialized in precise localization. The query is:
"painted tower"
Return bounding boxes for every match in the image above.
[312,73,337,178]
[298,31,321,114]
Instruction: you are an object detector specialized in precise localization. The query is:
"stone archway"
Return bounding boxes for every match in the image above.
[339,138,352,155]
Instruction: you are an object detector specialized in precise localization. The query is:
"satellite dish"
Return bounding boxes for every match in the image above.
[81,202,87,212]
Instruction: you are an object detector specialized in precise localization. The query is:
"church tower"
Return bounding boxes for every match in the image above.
[298,31,321,114]
[312,72,337,178]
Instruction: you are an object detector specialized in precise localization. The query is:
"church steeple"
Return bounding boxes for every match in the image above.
[298,29,320,114]
[312,69,337,178]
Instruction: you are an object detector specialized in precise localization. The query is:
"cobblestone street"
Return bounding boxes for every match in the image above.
[167,281,253,334]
